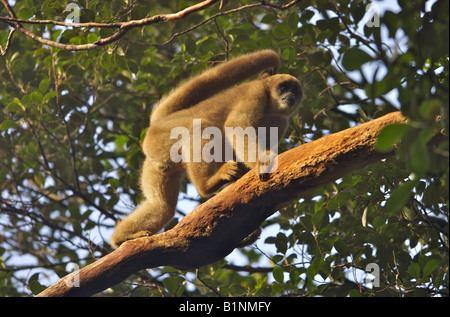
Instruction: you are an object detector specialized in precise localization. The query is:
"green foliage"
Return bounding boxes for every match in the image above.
[0,0,448,297]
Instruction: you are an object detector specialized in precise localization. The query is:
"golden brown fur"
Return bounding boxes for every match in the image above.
[110,50,302,248]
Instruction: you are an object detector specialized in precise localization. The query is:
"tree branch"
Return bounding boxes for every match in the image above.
[0,0,222,51]
[0,27,14,55]
[37,111,408,297]
[0,0,301,52]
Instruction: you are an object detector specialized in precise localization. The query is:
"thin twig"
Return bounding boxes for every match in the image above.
[196,268,221,296]
[0,0,221,51]
[214,18,229,59]
[0,27,15,55]
[0,0,302,52]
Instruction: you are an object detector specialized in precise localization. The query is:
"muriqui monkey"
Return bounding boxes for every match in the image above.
[110,50,303,248]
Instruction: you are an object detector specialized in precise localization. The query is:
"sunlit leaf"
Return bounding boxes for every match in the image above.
[375,124,411,152]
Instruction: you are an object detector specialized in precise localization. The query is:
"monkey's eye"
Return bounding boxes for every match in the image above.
[279,83,290,93]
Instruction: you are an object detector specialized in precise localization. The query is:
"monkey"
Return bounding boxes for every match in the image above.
[110,50,303,248]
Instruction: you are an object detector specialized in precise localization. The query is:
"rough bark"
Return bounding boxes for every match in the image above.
[37,111,408,297]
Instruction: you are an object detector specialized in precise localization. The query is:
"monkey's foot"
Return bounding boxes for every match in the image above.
[201,160,246,196]
[220,160,243,181]
[110,230,152,248]
[128,230,152,240]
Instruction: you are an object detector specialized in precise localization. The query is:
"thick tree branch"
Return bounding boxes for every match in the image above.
[37,111,408,297]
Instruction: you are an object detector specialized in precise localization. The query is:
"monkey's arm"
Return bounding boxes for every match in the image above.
[150,50,280,123]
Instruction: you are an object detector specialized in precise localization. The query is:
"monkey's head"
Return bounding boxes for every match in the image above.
[263,74,303,116]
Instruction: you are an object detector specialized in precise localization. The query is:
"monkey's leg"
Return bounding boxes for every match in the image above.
[110,158,181,248]
[110,200,175,248]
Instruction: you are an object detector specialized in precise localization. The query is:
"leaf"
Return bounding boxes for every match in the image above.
[310,51,332,67]
[270,283,284,296]
[376,123,411,152]
[163,276,185,295]
[31,91,43,104]
[39,78,51,93]
[334,240,350,257]
[5,98,24,112]
[272,267,284,283]
[312,209,325,227]
[349,289,363,297]
[272,23,291,40]
[28,273,46,295]
[281,48,296,64]
[342,47,372,71]
[367,76,395,98]
[423,259,439,278]
[306,258,325,278]
[409,139,429,177]
[184,37,196,55]
[115,135,129,148]
[108,178,119,189]
[87,32,98,43]
[115,54,127,70]
[372,216,387,229]
[43,91,57,103]
[274,232,288,254]
[260,13,277,24]
[33,172,45,188]
[127,59,139,74]
[408,263,421,279]
[287,12,300,32]
[384,179,418,214]
[0,120,18,131]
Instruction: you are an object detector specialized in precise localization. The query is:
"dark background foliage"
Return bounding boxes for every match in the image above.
[0,0,448,296]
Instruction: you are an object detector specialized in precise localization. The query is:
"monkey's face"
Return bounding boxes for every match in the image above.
[265,75,302,115]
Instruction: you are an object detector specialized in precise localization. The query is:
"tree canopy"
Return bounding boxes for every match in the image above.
[0,0,448,297]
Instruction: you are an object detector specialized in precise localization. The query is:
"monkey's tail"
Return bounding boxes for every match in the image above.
[150,49,280,124]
